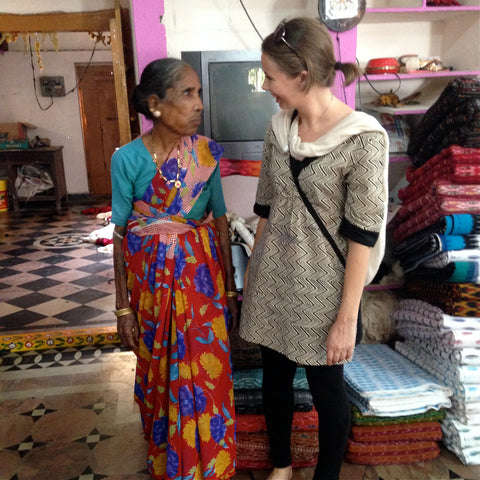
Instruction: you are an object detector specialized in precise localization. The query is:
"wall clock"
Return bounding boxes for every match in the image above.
[318,0,366,32]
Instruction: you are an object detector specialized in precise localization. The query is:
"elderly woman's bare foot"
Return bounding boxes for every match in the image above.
[265,466,293,480]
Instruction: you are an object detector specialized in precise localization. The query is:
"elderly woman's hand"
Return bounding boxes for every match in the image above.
[117,312,140,354]
[227,296,240,333]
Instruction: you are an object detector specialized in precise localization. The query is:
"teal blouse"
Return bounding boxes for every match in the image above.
[111,136,227,227]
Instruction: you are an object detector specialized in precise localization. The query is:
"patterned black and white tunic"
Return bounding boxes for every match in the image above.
[239,110,389,366]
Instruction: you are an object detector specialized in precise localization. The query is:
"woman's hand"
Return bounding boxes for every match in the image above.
[326,240,370,365]
[227,296,239,333]
[326,314,356,366]
[117,312,140,354]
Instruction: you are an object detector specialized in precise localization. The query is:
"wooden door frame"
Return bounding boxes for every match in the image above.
[0,5,131,146]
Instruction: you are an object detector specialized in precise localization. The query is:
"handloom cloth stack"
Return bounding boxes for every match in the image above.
[389,77,480,465]
[392,78,480,283]
[393,299,480,466]
[393,147,480,251]
[229,330,319,468]
[406,77,480,168]
[343,343,452,465]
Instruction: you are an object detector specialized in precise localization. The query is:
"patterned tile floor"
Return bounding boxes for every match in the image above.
[1,345,479,480]
[0,204,117,351]
[0,204,479,480]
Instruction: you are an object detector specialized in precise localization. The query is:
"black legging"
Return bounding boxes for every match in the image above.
[260,346,351,480]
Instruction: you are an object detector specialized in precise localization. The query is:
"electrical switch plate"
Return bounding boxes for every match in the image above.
[40,76,66,97]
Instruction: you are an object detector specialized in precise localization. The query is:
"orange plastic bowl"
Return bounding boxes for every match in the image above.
[365,57,399,74]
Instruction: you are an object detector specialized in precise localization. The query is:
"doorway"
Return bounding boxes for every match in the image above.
[76,63,119,196]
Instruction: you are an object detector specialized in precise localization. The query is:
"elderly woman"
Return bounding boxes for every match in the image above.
[111,58,237,480]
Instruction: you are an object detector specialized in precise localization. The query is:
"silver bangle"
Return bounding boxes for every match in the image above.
[113,230,124,240]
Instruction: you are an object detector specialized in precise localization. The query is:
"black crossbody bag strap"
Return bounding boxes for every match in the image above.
[289,157,346,268]
[288,109,345,266]
[287,111,363,345]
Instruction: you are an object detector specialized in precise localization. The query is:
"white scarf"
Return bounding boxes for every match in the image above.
[271,108,389,160]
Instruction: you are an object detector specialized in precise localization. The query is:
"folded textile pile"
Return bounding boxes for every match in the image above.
[229,328,262,370]
[403,281,480,317]
[344,344,452,417]
[407,77,480,167]
[343,343,451,465]
[441,412,480,465]
[236,411,319,469]
[392,298,480,465]
[230,329,317,468]
[233,368,313,414]
[392,85,480,286]
[394,214,480,273]
[346,438,441,465]
[393,153,480,245]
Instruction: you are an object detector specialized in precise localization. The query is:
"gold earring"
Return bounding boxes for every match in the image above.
[153,110,161,118]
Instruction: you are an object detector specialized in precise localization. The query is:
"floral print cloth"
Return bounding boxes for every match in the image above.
[123,135,236,480]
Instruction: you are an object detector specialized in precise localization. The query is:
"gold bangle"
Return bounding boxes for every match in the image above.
[225,291,238,298]
[114,307,134,318]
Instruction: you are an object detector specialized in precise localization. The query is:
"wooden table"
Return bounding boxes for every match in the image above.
[0,146,66,213]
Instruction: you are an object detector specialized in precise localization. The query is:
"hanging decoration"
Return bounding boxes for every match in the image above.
[0,31,109,71]
[318,0,366,32]
[0,32,60,71]
[89,32,111,47]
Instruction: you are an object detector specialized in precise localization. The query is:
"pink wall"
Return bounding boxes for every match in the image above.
[130,0,167,132]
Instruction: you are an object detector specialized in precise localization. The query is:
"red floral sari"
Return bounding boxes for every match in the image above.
[123,135,236,479]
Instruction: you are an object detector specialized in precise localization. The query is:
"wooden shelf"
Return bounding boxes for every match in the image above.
[359,71,480,115]
[360,70,480,82]
[364,104,430,115]
[389,154,411,163]
[364,283,404,291]
[364,5,480,22]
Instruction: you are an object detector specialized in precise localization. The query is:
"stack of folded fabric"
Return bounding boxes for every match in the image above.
[343,343,452,465]
[392,299,480,465]
[389,87,480,464]
[236,411,319,469]
[404,280,480,318]
[393,148,480,247]
[407,77,480,167]
[347,405,444,465]
[394,212,480,283]
[233,366,314,415]
[392,80,480,285]
[229,330,319,468]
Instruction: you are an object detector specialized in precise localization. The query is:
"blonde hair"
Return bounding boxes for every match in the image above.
[262,17,362,91]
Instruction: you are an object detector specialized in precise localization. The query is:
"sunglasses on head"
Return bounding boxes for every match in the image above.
[273,22,302,60]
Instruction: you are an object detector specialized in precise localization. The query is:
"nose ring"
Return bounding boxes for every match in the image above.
[194,105,200,111]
